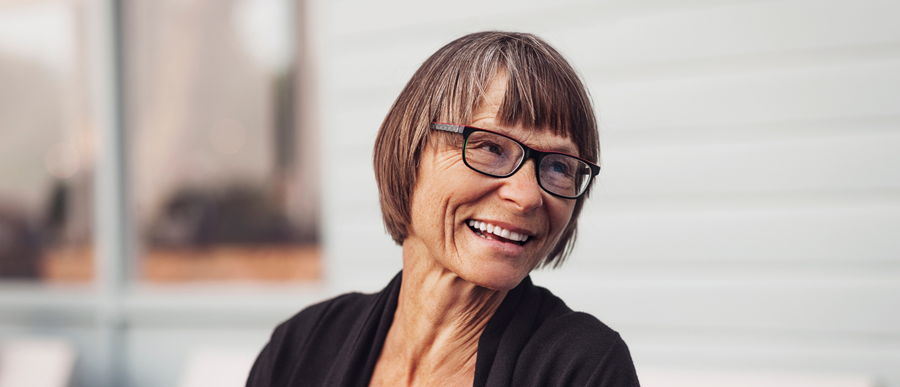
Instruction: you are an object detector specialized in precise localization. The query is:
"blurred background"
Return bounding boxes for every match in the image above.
[0,0,897,386]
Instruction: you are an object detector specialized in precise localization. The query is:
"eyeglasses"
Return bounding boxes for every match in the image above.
[431,122,599,199]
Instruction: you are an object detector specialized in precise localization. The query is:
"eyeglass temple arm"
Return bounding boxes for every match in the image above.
[431,123,465,133]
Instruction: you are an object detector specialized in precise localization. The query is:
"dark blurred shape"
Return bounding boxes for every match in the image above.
[0,180,92,280]
[148,183,309,247]
[43,181,69,245]
[0,205,40,278]
[274,72,295,176]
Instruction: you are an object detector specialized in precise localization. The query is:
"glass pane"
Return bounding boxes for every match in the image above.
[124,0,320,283]
[0,1,95,283]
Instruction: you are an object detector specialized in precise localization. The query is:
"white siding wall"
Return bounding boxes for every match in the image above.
[315,0,900,384]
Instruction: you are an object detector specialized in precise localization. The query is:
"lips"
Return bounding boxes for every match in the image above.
[467,219,530,245]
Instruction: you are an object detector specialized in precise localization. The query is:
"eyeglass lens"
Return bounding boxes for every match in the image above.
[463,131,592,198]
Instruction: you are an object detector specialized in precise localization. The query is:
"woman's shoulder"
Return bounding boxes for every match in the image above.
[529,307,631,363]
[514,283,640,386]
[531,285,623,345]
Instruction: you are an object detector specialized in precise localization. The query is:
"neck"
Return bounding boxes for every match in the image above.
[369,244,508,386]
[395,258,507,355]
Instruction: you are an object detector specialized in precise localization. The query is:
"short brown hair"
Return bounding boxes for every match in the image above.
[373,31,598,268]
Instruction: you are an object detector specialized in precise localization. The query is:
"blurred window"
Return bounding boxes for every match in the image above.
[124,0,320,283]
[0,1,95,283]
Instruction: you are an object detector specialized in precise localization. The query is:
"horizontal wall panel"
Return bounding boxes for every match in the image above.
[327,0,591,37]
[632,348,898,386]
[323,165,379,210]
[582,42,900,89]
[559,0,900,68]
[574,200,900,263]
[603,115,900,146]
[325,43,434,95]
[326,107,389,156]
[630,338,900,381]
[324,0,900,92]
[597,131,900,194]
[638,368,880,387]
[528,275,900,334]
[328,0,900,57]
[592,59,900,129]
[323,219,403,293]
[327,44,900,105]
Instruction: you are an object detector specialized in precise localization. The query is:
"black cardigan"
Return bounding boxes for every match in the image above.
[246,272,640,387]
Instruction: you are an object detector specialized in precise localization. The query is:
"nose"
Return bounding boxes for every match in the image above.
[497,159,544,213]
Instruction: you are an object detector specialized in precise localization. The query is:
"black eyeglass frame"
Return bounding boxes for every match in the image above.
[431,122,600,199]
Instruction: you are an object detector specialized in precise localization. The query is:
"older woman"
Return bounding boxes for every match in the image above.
[247,31,639,387]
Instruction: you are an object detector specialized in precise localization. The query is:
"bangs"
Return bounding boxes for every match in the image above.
[475,37,597,162]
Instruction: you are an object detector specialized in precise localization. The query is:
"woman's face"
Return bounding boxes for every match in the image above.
[404,75,578,291]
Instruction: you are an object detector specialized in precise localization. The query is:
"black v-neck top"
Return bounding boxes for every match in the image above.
[246,272,640,387]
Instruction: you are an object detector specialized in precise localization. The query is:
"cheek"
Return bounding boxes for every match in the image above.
[408,184,444,239]
[408,167,465,238]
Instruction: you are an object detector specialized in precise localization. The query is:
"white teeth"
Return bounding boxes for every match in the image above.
[469,220,529,243]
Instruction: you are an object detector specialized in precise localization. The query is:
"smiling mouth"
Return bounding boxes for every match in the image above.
[467,220,530,246]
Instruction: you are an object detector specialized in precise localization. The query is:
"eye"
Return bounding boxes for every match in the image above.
[470,140,506,156]
[486,143,503,155]
[543,160,573,177]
